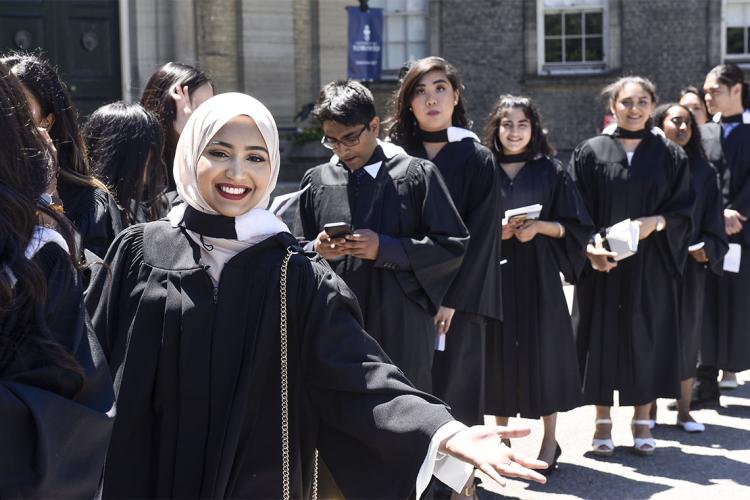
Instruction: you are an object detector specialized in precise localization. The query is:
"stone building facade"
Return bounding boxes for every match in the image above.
[2,0,745,154]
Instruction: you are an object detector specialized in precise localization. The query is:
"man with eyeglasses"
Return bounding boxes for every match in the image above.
[295,80,468,394]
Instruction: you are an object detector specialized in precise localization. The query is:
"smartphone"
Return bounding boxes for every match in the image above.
[324,222,353,239]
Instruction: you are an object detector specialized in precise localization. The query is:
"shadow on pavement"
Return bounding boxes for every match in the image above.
[652,420,750,451]
[520,462,670,499]
[589,442,750,487]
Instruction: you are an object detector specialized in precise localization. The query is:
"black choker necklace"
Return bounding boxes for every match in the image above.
[183,205,237,239]
[612,127,648,139]
[722,113,743,124]
[498,151,533,163]
[419,128,449,143]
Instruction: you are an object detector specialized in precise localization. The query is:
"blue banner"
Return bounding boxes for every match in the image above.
[347,6,383,81]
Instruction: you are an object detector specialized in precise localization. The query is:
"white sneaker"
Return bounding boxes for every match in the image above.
[676,420,705,432]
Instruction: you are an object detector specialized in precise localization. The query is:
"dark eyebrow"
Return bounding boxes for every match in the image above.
[210,140,268,154]
[431,78,449,85]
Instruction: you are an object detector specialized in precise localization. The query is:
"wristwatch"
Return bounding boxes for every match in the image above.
[655,215,666,232]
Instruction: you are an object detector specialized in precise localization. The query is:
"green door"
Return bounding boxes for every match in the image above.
[0,0,121,116]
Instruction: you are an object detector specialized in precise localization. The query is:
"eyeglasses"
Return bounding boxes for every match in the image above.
[669,116,692,128]
[320,124,369,150]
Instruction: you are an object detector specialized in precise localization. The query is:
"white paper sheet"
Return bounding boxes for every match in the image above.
[502,203,543,225]
[268,184,310,216]
[435,333,446,351]
[688,241,705,252]
[724,243,741,273]
[606,218,639,261]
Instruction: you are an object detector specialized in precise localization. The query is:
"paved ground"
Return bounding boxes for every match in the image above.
[479,283,750,499]
[477,372,750,499]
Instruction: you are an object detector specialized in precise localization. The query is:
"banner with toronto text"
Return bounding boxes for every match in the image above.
[347,6,383,81]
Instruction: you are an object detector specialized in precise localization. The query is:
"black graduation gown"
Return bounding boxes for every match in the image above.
[1,243,114,498]
[86,222,455,499]
[678,156,727,379]
[408,138,503,425]
[408,139,503,321]
[58,182,120,258]
[571,132,694,406]
[700,118,750,371]
[295,149,468,392]
[486,157,591,418]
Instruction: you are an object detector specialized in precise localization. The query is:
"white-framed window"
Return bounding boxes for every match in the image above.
[537,0,607,74]
[725,0,750,61]
[369,0,428,74]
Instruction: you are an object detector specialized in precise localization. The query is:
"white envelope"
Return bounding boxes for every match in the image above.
[502,203,543,225]
[605,218,639,261]
[724,243,741,273]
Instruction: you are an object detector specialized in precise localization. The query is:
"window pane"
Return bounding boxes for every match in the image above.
[727,27,745,54]
[545,13,562,36]
[387,16,406,42]
[387,42,406,69]
[407,41,427,61]
[726,3,745,27]
[585,36,603,60]
[585,11,603,34]
[565,37,583,61]
[545,0,603,7]
[407,14,426,42]
[545,38,563,62]
[565,13,583,35]
[406,0,426,12]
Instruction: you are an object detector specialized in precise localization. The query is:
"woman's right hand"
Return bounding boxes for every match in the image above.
[313,230,347,260]
[587,243,618,272]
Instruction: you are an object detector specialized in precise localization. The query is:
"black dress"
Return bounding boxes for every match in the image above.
[678,155,727,379]
[58,182,120,258]
[295,146,468,391]
[1,241,114,498]
[407,136,503,426]
[486,157,591,418]
[571,132,694,406]
[86,222,456,499]
[700,118,750,372]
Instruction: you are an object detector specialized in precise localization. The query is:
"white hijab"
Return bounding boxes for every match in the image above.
[167,92,289,283]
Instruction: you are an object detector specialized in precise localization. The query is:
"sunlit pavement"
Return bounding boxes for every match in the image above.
[479,282,750,499]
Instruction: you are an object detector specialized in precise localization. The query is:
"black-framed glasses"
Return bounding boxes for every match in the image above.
[320,124,369,150]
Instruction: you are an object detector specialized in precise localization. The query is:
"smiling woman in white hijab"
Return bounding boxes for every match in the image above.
[86,92,547,499]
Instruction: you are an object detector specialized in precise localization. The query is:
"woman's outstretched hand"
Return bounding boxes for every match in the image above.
[439,425,548,487]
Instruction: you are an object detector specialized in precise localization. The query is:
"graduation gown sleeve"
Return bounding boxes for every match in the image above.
[656,144,694,277]
[295,255,455,499]
[696,159,729,275]
[1,243,114,498]
[547,162,593,284]
[389,160,467,314]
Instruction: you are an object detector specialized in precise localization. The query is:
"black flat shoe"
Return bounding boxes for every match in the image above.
[540,443,562,477]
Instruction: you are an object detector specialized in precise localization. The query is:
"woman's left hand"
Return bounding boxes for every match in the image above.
[440,425,548,487]
[514,220,539,243]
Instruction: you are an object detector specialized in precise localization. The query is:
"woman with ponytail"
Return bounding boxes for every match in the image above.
[571,76,693,457]
[693,63,750,407]
[0,61,113,498]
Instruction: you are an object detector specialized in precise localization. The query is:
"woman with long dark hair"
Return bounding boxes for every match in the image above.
[385,57,503,433]
[140,61,213,197]
[652,103,727,432]
[86,92,547,499]
[0,61,113,497]
[483,95,591,472]
[693,63,750,406]
[1,52,118,259]
[84,101,166,227]
[572,76,693,456]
